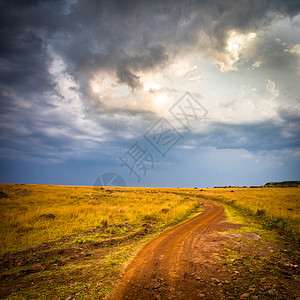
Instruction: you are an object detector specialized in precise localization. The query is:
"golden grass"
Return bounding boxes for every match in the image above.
[1,184,299,255]
[0,184,199,255]
[193,187,300,235]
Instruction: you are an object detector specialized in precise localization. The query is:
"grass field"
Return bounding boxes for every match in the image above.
[1,185,299,254]
[190,187,300,238]
[0,184,299,299]
[0,184,203,299]
[0,184,200,255]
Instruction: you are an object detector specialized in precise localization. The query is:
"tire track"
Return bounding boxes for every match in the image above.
[111,199,225,299]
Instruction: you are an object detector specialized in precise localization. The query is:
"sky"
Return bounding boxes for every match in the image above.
[0,0,300,188]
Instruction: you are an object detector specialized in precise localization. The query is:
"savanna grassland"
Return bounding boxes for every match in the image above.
[0,184,299,299]
[192,187,300,238]
[0,184,202,299]
[0,184,200,255]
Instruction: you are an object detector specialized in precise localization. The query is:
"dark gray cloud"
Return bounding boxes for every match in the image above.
[0,0,66,95]
[1,0,299,96]
[115,46,168,89]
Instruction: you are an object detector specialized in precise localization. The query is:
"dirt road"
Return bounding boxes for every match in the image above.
[111,199,230,299]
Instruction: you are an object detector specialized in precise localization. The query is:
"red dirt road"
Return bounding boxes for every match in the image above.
[111,199,228,299]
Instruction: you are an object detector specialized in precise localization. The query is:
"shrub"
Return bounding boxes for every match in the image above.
[256,209,266,216]
[100,219,108,228]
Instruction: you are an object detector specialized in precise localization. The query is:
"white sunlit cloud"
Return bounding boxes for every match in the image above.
[285,43,300,74]
[89,68,178,118]
[191,79,281,131]
[212,30,258,72]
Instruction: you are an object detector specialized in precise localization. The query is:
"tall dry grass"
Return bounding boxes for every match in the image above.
[1,184,298,254]
[0,184,199,254]
[192,187,300,235]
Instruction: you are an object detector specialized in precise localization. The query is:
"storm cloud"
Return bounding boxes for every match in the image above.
[0,0,299,186]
